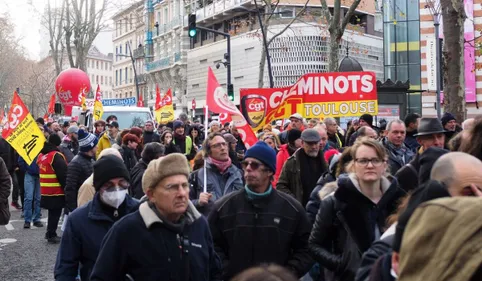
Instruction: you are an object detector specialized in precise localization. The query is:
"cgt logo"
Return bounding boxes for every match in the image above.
[248,100,264,112]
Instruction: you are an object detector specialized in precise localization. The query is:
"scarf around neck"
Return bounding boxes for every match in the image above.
[207,156,232,173]
[245,185,273,201]
[386,138,408,164]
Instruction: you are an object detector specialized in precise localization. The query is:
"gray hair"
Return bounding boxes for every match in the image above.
[324,117,337,125]
[98,148,122,160]
[386,119,405,132]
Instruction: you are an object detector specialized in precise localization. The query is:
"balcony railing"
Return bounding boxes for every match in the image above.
[155,16,183,37]
[132,47,145,59]
[185,0,251,25]
[145,52,184,72]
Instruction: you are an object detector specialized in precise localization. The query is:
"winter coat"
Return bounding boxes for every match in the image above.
[0,138,17,174]
[90,201,221,281]
[129,159,148,199]
[308,174,405,281]
[277,149,328,204]
[54,193,139,281]
[306,174,337,225]
[404,130,419,153]
[164,142,181,155]
[394,153,420,193]
[208,188,314,280]
[189,162,243,215]
[77,174,95,208]
[64,153,94,212]
[59,138,78,163]
[39,143,68,210]
[274,144,291,186]
[96,133,114,159]
[142,131,161,144]
[118,145,138,172]
[0,158,11,225]
[381,138,415,175]
[18,155,39,176]
[355,234,395,281]
[328,132,344,149]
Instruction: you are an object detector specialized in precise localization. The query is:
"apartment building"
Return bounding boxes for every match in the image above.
[86,46,114,98]
[112,1,147,102]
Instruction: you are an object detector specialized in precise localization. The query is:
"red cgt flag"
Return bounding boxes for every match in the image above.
[47,93,56,115]
[137,93,144,107]
[155,84,161,110]
[206,67,257,148]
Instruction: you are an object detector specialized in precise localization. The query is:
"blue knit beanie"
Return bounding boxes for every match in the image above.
[78,129,98,152]
[244,141,276,172]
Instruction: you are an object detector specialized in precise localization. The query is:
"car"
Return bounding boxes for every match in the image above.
[73,106,154,129]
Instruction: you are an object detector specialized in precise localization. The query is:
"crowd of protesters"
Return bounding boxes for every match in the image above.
[0,110,481,281]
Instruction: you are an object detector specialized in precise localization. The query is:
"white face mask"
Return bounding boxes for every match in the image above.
[101,189,127,209]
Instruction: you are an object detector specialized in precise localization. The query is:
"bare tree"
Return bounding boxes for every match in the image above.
[440,0,466,121]
[320,0,364,71]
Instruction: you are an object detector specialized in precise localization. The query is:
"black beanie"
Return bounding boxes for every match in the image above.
[359,114,373,126]
[287,129,302,145]
[48,134,62,147]
[93,154,130,191]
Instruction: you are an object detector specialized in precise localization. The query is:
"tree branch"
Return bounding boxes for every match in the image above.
[341,0,363,32]
[267,0,310,46]
[320,0,332,26]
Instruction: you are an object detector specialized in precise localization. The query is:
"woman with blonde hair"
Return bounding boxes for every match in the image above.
[309,138,405,281]
[262,132,280,153]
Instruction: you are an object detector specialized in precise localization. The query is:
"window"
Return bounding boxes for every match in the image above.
[96,75,99,84]
[115,47,118,61]
[91,74,94,83]
[130,14,133,30]
[157,11,161,25]
[125,67,128,83]
[120,46,122,57]
[120,69,122,85]
[100,61,103,70]
[164,7,168,24]
[119,20,122,36]
[96,61,99,69]
[129,91,132,98]
[278,7,295,19]
[101,76,104,85]
[109,77,112,85]
[115,70,118,86]
[125,43,129,55]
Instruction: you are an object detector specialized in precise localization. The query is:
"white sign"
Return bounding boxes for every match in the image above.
[426,37,437,91]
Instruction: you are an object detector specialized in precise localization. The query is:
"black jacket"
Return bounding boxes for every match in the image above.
[306,172,336,225]
[0,158,11,225]
[119,145,138,172]
[308,175,405,281]
[65,153,94,212]
[355,234,394,281]
[0,138,17,174]
[208,188,314,280]
[404,130,419,153]
[129,159,148,199]
[142,131,161,144]
[39,143,68,210]
[394,153,420,193]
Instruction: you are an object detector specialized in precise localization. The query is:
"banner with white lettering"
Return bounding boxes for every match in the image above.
[240,71,378,131]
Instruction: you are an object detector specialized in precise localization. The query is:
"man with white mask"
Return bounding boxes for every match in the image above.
[55,154,139,281]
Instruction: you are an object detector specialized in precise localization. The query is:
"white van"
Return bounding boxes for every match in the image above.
[73,106,154,129]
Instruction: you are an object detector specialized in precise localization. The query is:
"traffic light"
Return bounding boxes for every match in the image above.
[227,84,234,102]
[188,14,196,38]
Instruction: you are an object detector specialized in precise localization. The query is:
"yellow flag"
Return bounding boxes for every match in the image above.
[2,92,46,165]
[156,88,174,123]
[93,85,103,121]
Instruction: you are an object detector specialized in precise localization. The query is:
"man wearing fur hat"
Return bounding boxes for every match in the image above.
[64,129,98,213]
[189,133,243,215]
[208,141,313,280]
[90,153,221,281]
[55,155,138,281]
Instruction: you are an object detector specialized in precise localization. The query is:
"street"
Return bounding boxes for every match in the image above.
[0,202,60,281]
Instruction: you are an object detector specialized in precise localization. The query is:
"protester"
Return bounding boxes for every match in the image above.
[38,134,68,243]
[64,129,97,213]
[189,133,243,214]
[18,154,42,229]
[357,126,378,139]
[279,113,305,144]
[277,129,328,206]
[55,155,139,281]
[441,112,460,147]
[77,148,123,208]
[308,118,319,128]
[403,113,421,152]
[231,265,298,281]
[105,115,117,124]
[459,117,482,161]
[0,157,11,225]
[348,114,373,146]
[397,197,482,281]
[345,119,360,145]
[209,141,313,279]
[142,120,160,144]
[130,142,165,199]
[395,118,447,192]
[118,133,140,172]
[172,120,196,160]
[274,129,302,185]
[209,120,221,133]
[309,138,405,281]
[381,120,415,175]
[189,125,203,148]
[223,133,241,169]
[90,153,221,281]
[262,132,280,153]
[96,121,119,158]
[93,120,106,138]
[161,130,180,155]
[59,125,79,163]
[231,126,247,157]
[51,122,65,139]
[324,117,344,149]
[0,136,21,210]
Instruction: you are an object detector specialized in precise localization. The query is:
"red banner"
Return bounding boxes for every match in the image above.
[206,67,257,148]
[47,93,56,114]
[240,71,378,131]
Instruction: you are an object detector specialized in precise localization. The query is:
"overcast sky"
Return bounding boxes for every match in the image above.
[1,0,136,60]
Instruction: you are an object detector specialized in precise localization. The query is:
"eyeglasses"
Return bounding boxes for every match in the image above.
[355,158,384,167]
[162,182,189,192]
[241,160,264,170]
[211,142,228,149]
[101,180,130,191]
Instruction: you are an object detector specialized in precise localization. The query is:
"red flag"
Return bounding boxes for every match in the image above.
[47,93,56,114]
[155,84,161,110]
[137,93,144,107]
[206,67,257,148]
[162,88,173,107]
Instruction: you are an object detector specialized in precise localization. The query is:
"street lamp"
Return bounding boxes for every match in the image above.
[116,42,145,106]
[425,1,442,119]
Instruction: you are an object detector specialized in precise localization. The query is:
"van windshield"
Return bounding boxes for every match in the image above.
[102,111,151,129]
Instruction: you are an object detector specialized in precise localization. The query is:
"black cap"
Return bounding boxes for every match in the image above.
[106,121,119,128]
[93,155,130,191]
[48,134,62,147]
[287,129,302,145]
[62,121,70,128]
[301,129,321,142]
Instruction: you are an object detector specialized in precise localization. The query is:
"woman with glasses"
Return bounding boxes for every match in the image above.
[308,138,405,281]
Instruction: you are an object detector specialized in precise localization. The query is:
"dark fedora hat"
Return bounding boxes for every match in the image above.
[414,118,447,137]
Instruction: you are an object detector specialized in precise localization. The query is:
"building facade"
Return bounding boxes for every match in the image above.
[112,1,147,102]
[183,0,384,114]
[85,46,114,99]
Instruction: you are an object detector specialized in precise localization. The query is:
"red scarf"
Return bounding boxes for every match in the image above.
[208,156,232,174]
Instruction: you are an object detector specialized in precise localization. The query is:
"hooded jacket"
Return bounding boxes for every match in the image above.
[308,174,405,281]
[398,197,482,281]
[90,201,221,281]
[55,193,139,281]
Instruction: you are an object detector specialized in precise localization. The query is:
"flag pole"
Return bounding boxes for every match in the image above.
[203,105,208,193]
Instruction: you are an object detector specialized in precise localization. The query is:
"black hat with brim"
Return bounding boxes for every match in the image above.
[414,117,447,137]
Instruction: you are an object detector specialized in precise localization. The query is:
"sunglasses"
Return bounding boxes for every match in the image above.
[241,160,264,170]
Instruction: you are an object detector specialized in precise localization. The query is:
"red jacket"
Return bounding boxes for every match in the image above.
[274,144,292,187]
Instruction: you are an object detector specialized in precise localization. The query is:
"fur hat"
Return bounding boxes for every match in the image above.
[142,153,190,193]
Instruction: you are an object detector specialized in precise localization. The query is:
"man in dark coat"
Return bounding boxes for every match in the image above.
[0,137,21,209]
[38,134,68,243]
[209,142,313,280]
[129,142,165,199]
[90,153,220,281]
[64,129,98,213]
[0,157,12,225]
[142,120,161,144]
[381,120,415,175]
[55,155,138,281]
[403,113,420,152]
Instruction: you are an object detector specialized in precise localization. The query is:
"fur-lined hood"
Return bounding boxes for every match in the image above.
[138,200,201,229]
[318,173,394,201]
